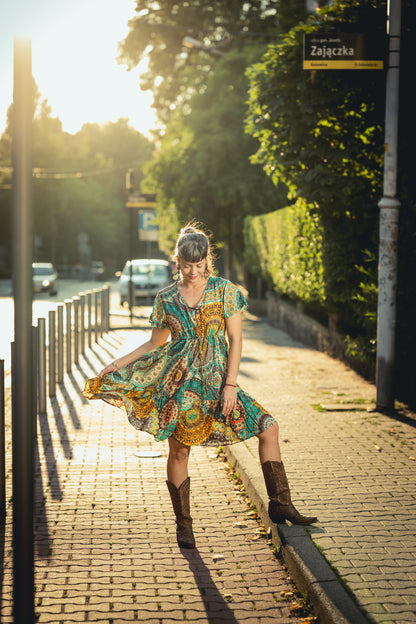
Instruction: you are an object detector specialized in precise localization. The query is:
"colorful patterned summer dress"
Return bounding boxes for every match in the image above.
[82,276,275,446]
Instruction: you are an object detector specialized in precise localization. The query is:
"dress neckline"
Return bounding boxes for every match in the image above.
[177,276,210,309]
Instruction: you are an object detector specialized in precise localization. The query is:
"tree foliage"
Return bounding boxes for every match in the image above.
[244,199,326,303]
[118,0,311,270]
[143,44,289,274]
[0,91,153,275]
[245,0,416,404]
[118,0,309,122]
[246,0,387,320]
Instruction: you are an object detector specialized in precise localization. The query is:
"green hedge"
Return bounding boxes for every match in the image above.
[244,199,326,305]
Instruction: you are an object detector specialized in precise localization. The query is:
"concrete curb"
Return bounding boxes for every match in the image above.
[224,443,370,624]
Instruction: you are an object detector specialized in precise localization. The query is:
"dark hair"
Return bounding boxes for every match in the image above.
[173,222,215,276]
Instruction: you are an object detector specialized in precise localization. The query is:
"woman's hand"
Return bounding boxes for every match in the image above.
[221,384,237,417]
[96,328,170,379]
[99,362,118,378]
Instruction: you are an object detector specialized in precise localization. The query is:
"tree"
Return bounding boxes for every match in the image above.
[245,0,416,406]
[0,93,154,273]
[246,0,387,320]
[118,0,295,122]
[144,44,289,277]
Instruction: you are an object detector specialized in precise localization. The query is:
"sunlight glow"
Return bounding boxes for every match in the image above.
[0,0,157,136]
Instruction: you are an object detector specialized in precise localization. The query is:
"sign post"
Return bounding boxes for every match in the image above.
[12,36,35,624]
[376,0,401,410]
[125,192,157,321]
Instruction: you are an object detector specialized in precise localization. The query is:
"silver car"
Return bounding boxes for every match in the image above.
[32,262,58,295]
[118,259,171,306]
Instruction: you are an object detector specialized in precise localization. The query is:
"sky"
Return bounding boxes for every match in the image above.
[0,0,158,137]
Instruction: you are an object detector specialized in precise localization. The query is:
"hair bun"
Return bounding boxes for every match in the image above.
[182,227,196,235]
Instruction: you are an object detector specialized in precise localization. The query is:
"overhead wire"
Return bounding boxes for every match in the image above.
[0,160,143,181]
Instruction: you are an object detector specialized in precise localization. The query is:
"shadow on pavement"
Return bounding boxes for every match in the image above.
[38,409,66,496]
[181,548,239,624]
[59,376,82,430]
[34,435,52,559]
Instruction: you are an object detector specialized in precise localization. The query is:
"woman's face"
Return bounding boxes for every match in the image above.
[178,258,207,284]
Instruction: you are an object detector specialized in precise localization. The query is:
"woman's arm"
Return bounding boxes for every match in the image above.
[222,311,243,416]
[99,327,170,377]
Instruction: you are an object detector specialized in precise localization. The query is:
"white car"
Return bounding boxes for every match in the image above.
[32,262,58,295]
[118,259,171,306]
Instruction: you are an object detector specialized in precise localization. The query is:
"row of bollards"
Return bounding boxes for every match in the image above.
[0,285,111,522]
[36,285,110,414]
[2,283,111,624]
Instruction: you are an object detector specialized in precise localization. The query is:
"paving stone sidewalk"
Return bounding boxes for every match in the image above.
[1,326,313,624]
[225,314,416,624]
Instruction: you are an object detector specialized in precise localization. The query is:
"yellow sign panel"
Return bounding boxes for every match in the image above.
[304,59,384,70]
[126,201,156,208]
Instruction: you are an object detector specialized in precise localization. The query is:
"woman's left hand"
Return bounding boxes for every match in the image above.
[221,385,237,417]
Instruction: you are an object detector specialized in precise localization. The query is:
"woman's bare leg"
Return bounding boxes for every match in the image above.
[257,422,281,464]
[167,437,191,487]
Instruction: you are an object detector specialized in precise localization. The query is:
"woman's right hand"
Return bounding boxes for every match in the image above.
[99,362,118,378]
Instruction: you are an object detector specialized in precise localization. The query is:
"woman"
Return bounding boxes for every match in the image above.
[83,223,317,549]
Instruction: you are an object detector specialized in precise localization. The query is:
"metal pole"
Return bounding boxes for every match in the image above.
[129,216,134,324]
[65,299,72,373]
[57,304,64,384]
[80,293,86,354]
[32,328,37,418]
[73,296,80,365]
[37,318,47,414]
[48,310,56,397]
[126,169,134,324]
[100,288,106,337]
[100,288,104,334]
[105,284,110,332]
[87,291,92,348]
[376,0,401,410]
[11,36,35,623]
[94,290,99,343]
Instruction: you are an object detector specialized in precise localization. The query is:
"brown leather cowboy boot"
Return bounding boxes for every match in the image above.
[166,477,196,548]
[261,460,318,525]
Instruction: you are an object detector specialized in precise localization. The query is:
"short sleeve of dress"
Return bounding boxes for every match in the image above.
[223,281,248,319]
[149,293,168,328]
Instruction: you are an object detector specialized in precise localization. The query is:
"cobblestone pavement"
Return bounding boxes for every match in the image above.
[227,314,416,624]
[1,326,314,624]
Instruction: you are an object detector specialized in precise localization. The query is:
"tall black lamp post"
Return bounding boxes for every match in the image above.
[12,36,35,624]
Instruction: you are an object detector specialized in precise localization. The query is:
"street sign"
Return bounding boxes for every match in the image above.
[304,33,384,70]
[126,192,156,208]
[139,209,158,241]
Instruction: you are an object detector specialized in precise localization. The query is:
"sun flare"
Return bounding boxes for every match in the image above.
[0,0,157,136]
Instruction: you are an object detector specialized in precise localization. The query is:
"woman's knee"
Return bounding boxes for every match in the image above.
[258,422,279,441]
[168,438,191,463]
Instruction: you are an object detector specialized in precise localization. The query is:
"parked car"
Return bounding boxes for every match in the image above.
[32,262,58,295]
[118,259,171,305]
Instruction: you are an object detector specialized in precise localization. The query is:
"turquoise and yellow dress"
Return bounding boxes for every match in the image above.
[82,276,275,446]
